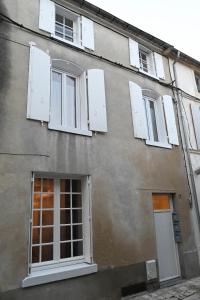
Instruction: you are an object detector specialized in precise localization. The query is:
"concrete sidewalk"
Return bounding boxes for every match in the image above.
[124,277,200,299]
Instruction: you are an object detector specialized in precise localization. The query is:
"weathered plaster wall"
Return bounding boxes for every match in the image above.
[0,0,199,299]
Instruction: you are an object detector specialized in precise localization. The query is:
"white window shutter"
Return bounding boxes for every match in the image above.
[154,52,165,80]
[191,103,200,149]
[129,38,140,68]
[27,45,51,122]
[82,17,95,50]
[163,95,179,145]
[129,81,148,139]
[87,69,107,132]
[39,0,55,34]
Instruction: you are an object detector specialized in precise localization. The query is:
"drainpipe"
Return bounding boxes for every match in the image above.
[172,52,200,232]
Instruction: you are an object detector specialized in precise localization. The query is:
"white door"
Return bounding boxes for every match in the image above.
[153,195,180,282]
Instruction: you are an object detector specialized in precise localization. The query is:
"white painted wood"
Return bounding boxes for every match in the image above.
[154,211,180,281]
[154,52,165,80]
[79,71,88,131]
[82,176,92,263]
[82,17,95,50]
[27,46,51,122]
[163,95,179,145]
[22,263,97,287]
[191,103,200,149]
[129,81,148,139]
[129,39,140,68]
[87,69,108,132]
[39,0,55,34]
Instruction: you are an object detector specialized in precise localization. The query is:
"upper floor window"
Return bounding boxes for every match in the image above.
[129,38,165,80]
[139,48,155,75]
[195,73,200,93]
[129,82,179,148]
[54,6,80,45]
[39,0,94,50]
[27,46,108,136]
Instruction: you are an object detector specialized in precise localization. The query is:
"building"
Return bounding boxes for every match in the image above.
[168,51,200,266]
[0,0,199,299]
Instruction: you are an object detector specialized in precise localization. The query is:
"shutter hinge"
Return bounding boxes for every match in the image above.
[87,120,90,126]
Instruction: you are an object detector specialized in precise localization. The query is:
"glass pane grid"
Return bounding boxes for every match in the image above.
[31,178,83,265]
[55,14,75,42]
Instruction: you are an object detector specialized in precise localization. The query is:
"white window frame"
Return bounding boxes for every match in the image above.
[52,5,82,48]
[143,94,172,149]
[139,46,156,77]
[49,68,92,136]
[195,73,200,93]
[22,174,97,288]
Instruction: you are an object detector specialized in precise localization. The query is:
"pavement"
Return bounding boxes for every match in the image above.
[123,277,200,300]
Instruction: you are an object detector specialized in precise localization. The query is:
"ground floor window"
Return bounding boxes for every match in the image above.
[30,175,91,272]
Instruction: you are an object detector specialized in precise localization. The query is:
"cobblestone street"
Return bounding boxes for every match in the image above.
[124,277,200,299]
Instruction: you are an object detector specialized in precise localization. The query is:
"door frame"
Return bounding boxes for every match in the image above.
[153,194,181,282]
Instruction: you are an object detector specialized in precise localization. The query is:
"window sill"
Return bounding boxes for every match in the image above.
[51,34,84,50]
[48,124,92,137]
[139,69,159,80]
[145,140,172,149]
[22,263,97,288]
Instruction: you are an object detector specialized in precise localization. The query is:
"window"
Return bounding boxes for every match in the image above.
[129,82,179,148]
[22,174,97,287]
[27,45,108,135]
[39,0,95,50]
[31,176,88,269]
[139,48,155,75]
[144,97,159,142]
[143,92,168,145]
[50,70,80,131]
[129,39,165,80]
[195,73,200,93]
[54,6,80,45]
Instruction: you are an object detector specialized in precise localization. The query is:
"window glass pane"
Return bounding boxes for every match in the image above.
[32,228,40,244]
[34,178,41,192]
[72,209,82,224]
[60,179,70,193]
[72,225,82,240]
[60,226,71,241]
[72,194,82,208]
[152,194,170,210]
[60,194,70,208]
[56,14,63,24]
[42,211,54,226]
[60,242,71,258]
[51,72,62,126]
[73,241,83,257]
[60,210,71,224]
[41,245,53,262]
[33,194,40,209]
[42,227,53,243]
[42,194,54,209]
[33,210,40,226]
[43,179,54,193]
[72,180,81,192]
[32,246,40,263]
[65,18,73,28]
[64,76,76,128]
[149,101,159,142]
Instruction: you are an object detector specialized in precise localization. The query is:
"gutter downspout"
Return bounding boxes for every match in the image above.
[172,53,200,232]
